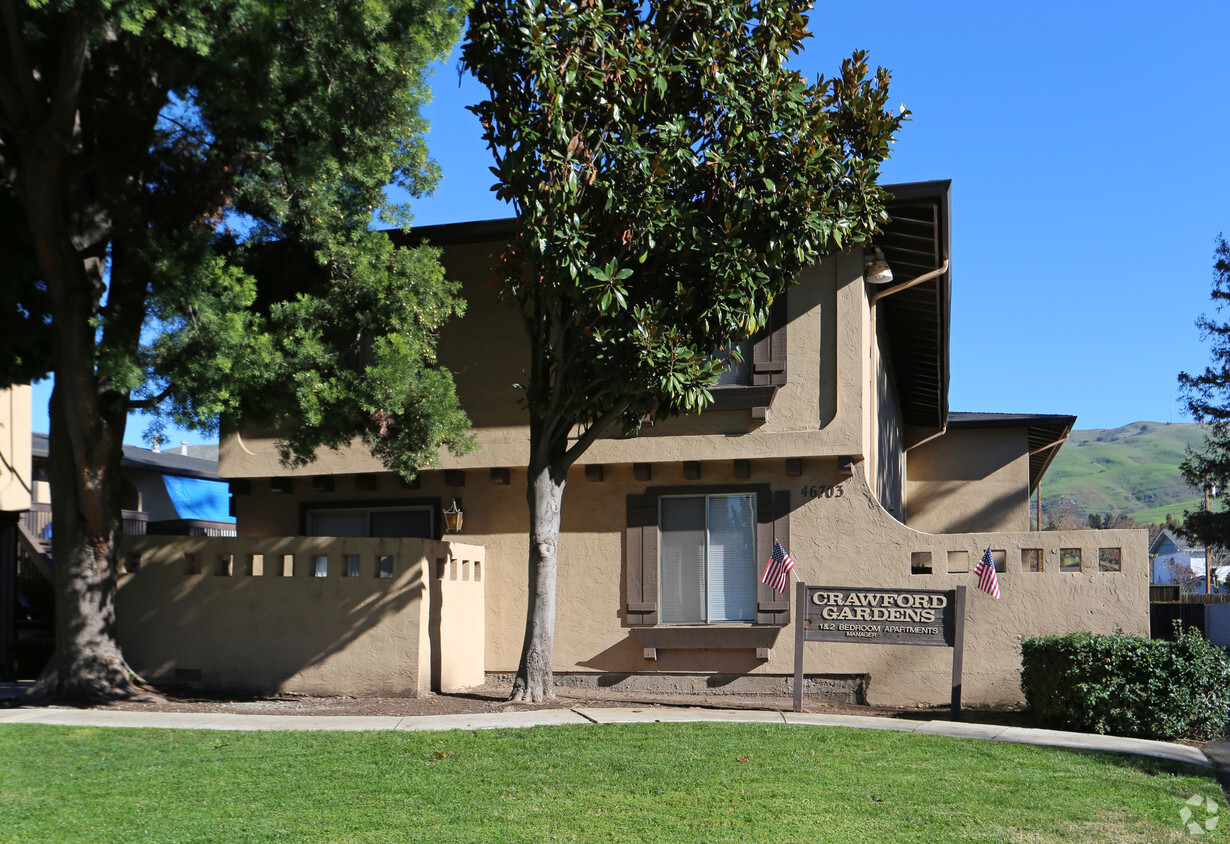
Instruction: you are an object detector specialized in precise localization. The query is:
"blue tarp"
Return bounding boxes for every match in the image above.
[162,475,235,523]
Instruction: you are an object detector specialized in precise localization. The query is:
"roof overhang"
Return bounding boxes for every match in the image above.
[946,412,1077,493]
[875,180,952,438]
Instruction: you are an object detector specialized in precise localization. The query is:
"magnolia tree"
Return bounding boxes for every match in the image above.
[0,0,471,701]
[461,0,907,701]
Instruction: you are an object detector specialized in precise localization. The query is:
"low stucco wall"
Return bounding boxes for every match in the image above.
[117,536,485,696]
[231,460,1147,707]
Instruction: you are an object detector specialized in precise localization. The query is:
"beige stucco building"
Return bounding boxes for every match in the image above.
[123,180,1147,706]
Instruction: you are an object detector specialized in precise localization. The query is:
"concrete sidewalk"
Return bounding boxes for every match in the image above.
[0,700,1212,771]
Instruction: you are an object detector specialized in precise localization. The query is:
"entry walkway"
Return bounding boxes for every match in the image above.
[0,699,1211,770]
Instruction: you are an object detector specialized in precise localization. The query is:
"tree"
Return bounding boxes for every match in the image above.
[0,0,470,700]
[1178,235,1230,550]
[461,0,907,701]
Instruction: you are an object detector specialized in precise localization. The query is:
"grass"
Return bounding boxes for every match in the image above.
[1,722,1225,842]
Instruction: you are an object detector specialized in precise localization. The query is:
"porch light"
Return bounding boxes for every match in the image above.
[863,246,893,285]
[443,498,464,534]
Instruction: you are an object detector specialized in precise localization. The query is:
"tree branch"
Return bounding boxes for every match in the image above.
[561,397,630,467]
[0,0,39,129]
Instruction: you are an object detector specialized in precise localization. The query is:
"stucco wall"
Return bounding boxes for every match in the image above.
[0,385,31,513]
[117,536,485,696]
[233,461,1147,707]
[905,427,1032,534]
[219,248,874,479]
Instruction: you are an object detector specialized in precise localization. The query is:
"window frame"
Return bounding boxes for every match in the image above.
[625,484,790,628]
[301,498,439,539]
[658,491,759,624]
[708,296,788,412]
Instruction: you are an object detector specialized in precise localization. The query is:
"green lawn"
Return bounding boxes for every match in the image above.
[0,722,1224,843]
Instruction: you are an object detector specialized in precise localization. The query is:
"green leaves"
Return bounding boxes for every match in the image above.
[463,0,904,453]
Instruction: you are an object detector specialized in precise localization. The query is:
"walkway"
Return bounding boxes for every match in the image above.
[0,696,1212,771]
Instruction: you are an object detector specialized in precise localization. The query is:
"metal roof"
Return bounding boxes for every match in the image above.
[31,433,222,480]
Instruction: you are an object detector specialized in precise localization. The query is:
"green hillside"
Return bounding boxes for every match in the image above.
[1040,421,1207,525]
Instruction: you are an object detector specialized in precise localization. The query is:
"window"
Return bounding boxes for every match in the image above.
[947,550,969,574]
[1022,549,1043,573]
[713,339,754,386]
[1098,548,1121,572]
[626,486,789,627]
[660,493,757,623]
[306,505,433,538]
[1060,548,1082,573]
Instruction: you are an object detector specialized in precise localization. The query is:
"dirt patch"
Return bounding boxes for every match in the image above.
[17,682,1026,723]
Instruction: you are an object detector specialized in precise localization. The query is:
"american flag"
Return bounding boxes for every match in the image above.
[974,547,1001,600]
[761,540,795,594]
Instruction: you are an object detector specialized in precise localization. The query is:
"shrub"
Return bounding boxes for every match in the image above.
[1020,628,1230,741]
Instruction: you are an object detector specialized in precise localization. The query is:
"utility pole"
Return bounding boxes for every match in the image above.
[1206,478,1214,594]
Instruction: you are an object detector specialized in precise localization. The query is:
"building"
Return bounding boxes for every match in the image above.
[1150,528,1227,593]
[119,181,1149,706]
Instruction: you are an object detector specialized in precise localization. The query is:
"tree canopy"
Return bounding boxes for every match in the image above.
[461,0,907,700]
[1179,235,1230,549]
[0,0,471,699]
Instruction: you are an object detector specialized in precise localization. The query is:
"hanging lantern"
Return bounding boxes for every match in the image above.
[443,498,464,534]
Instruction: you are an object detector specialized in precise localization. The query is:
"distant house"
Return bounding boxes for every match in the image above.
[1150,528,1227,593]
[27,433,235,543]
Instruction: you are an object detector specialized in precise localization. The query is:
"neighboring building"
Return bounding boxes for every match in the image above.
[123,180,1149,707]
[27,433,236,543]
[1150,528,1227,593]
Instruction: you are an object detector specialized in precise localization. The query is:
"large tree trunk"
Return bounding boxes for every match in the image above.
[510,458,566,702]
[20,143,154,701]
[29,380,145,701]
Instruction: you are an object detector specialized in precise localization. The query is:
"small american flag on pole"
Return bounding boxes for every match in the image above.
[761,540,795,594]
[974,547,1001,600]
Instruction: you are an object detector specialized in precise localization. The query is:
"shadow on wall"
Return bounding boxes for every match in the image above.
[117,537,482,696]
[908,485,1026,535]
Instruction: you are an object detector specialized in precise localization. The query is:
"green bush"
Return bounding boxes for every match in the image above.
[1020,628,1230,741]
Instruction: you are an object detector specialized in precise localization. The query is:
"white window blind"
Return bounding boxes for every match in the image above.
[707,494,756,622]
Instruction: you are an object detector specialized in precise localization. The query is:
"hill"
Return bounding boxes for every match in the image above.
[1040,421,1206,525]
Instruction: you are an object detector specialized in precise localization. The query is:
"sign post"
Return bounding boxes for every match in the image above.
[792,583,968,719]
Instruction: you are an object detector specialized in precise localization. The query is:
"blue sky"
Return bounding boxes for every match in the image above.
[31,0,1230,443]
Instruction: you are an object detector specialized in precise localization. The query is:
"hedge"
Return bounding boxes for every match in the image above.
[1020,628,1230,741]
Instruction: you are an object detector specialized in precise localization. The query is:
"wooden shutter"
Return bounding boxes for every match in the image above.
[625,495,659,625]
[756,490,791,625]
[752,296,788,386]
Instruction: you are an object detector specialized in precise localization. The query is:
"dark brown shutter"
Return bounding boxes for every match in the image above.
[756,490,791,625]
[626,495,659,625]
[753,296,788,386]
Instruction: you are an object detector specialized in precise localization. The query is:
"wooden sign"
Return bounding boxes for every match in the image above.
[793,583,967,718]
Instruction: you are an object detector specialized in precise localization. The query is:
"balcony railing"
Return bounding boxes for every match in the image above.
[19,503,149,550]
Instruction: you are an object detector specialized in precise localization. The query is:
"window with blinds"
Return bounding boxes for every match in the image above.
[659,493,757,623]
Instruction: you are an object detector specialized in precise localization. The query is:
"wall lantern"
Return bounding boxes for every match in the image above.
[443,498,464,534]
